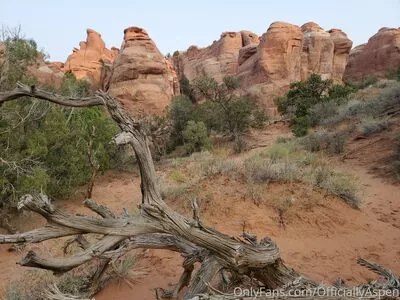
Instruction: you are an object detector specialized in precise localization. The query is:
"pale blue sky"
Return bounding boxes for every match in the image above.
[1,0,399,61]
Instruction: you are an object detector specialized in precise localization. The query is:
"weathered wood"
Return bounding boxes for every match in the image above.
[0,83,398,299]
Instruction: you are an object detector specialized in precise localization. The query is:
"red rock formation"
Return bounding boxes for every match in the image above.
[63,29,117,87]
[106,27,179,116]
[175,30,259,82]
[175,22,352,115]
[28,59,65,87]
[344,27,400,81]
[238,22,304,113]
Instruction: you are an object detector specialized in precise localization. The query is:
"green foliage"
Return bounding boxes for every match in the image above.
[179,75,193,99]
[59,72,90,97]
[328,83,356,101]
[183,121,211,154]
[0,32,118,209]
[387,67,400,81]
[189,75,267,134]
[0,27,39,90]
[300,131,348,154]
[277,74,353,136]
[168,95,197,146]
[172,50,180,57]
[243,142,359,207]
[169,75,268,152]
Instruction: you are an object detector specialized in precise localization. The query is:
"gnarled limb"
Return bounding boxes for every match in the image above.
[1,83,397,299]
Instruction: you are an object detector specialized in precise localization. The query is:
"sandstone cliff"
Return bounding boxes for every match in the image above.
[106,27,179,116]
[174,21,352,114]
[63,29,118,87]
[344,27,400,81]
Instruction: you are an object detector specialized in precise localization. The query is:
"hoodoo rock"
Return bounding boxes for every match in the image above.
[63,29,117,87]
[344,27,400,81]
[174,21,352,115]
[106,27,179,116]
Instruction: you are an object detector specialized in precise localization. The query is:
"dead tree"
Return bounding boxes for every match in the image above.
[0,83,398,299]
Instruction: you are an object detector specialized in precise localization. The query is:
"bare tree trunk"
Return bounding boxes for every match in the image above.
[0,83,398,299]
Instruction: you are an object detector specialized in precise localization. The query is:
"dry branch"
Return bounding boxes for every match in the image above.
[0,83,398,299]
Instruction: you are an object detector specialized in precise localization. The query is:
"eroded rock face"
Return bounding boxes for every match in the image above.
[175,22,352,115]
[175,30,259,82]
[107,27,179,116]
[63,29,117,87]
[344,27,400,81]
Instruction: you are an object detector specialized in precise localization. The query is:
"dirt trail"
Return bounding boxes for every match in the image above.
[0,123,399,299]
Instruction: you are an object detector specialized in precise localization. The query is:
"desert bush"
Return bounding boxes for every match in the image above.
[327,83,400,124]
[183,120,211,154]
[179,75,193,100]
[313,170,359,208]
[233,134,247,153]
[0,27,39,90]
[326,131,347,154]
[169,168,188,183]
[300,131,347,154]
[277,74,353,136]
[169,76,268,152]
[0,32,118,209]
[267,141,295,162]
[3,270,90,300]
[190,75,268,135]
[109,255,145,288]
[246,184,264,206]
[168,95,197,146]
[358,117,390,136]
[244,153,302,184]
[309,100,339,126]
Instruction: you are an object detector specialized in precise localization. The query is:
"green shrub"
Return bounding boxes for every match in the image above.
[313,170,359,208]
[244,153,302,184]
[168,95,196,146]
[169,75,268,151]
[277,74,354,136]
[267,142,295,162]
[300,131,347,154]
[183,121,211,154]
[0,32,118,208]
[0,27,39,90]
[309,100,339,126]
[290,115,310,137]
[328,83,356,101]
[387,67,400,81]
[179,75,193,99]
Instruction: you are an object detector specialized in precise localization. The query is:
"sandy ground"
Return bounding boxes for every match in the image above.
[0,123,399,300]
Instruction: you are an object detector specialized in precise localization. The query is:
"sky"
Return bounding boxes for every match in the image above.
[1,0,399,61]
